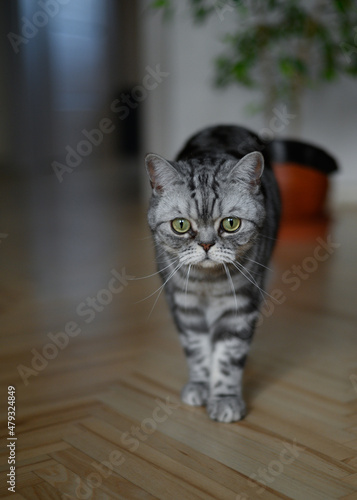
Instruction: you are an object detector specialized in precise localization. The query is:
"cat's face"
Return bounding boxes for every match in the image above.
[146,153,266,268]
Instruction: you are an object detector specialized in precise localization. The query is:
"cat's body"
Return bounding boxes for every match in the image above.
[146,125,280,422]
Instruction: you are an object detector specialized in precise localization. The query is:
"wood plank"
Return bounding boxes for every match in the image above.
[64,425,221,499]
[14,442,71,463]
[19,478,80,499]
[34,462,121,499]
[51,446,161,500]
[0,495,27,500]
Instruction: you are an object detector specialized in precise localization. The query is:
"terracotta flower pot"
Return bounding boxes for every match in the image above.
[266,139,338,240]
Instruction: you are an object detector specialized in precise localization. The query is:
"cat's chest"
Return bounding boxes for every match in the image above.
[172,269,249,323]
[184,268,245,296]
[173,280,251,328]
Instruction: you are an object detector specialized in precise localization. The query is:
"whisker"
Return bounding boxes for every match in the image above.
[147,262,183,319]
[229,260,273,305]
[223,262,238,315]
[243,257,272,272]
[132,260,176,280]
[155,248,178,262]
[184,264,192,310]
[259,233,279,242]
[134,261,179,304]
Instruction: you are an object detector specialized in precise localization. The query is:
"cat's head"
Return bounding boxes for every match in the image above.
[145,152,266,268]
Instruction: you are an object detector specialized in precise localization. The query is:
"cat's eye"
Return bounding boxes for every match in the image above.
[221,217,241,233]
[171,218,191,234]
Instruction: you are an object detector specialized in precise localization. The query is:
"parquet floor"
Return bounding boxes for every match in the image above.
[0,168,356,499]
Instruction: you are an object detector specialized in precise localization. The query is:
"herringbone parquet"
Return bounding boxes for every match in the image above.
[0,172,356,499]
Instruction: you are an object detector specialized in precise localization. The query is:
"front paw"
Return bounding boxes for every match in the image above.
[181,382,209,406]
[207,396,246,423]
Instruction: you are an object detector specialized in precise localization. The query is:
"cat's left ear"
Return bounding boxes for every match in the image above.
[145,153,180,194]
[230,151,264,191]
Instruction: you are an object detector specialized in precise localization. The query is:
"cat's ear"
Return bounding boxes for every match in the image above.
[145,153,179,194]
[230,151,264,190]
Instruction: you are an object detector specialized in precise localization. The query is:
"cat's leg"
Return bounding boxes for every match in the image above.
[179,329,211,406]
[207,328,252,423]
[170,292,211,406]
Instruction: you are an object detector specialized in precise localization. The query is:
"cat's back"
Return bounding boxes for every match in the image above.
[176,125,266,163]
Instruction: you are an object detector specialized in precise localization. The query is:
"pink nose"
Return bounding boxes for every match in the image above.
[199,242,215,252]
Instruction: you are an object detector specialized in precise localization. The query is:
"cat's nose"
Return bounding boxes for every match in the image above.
[199,242,215,252]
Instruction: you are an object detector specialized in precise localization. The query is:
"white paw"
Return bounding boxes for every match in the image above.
[181,382,209,406]
[207,396,246,423]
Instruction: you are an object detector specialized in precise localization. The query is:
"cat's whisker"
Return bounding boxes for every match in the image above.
[154,257,180,268]
[184,264,192,311]
[229,259,273,305]
[243,257,272,272]
[147,262,184,319]
[156,248,179,263]
[259,233,279,242]
[131,261,174,281]
[154,248,179,265]
[134,261,180,304]
[223,262,238,315]
[230,262,265,304]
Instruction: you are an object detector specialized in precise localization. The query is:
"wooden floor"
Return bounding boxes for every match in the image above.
[0,168,356,499]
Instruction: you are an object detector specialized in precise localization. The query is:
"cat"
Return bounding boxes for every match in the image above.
[145,125,280,422]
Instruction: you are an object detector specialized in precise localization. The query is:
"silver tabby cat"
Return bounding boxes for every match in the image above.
[146,125,280,423]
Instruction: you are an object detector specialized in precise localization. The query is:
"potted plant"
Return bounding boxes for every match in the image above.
[151,0,357,238]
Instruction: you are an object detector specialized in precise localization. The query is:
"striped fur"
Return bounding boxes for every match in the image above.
[146,125,280,422]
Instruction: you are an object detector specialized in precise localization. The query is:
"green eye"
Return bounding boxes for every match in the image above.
[171,218,191,234]
[221,217,241,232]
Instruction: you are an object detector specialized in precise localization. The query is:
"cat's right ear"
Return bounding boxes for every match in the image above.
[145,153,179,194]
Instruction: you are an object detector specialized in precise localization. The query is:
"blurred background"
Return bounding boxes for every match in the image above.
[0,0,357,306]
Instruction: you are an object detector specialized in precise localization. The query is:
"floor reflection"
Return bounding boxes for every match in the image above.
[0,163,142,310]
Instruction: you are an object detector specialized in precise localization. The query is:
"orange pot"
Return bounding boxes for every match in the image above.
[266,140,338,240]
[273,162,329,222]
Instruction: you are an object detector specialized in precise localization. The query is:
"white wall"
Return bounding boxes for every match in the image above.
[139,1,357,206]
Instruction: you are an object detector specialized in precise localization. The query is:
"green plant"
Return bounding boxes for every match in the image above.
[152,0,357,122]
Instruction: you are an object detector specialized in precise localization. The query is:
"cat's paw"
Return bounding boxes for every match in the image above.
[181,382,209,406]
[207,396,246,423]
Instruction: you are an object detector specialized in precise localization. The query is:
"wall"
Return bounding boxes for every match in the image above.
[140,1,357,207]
